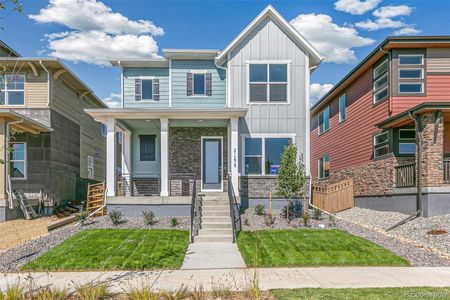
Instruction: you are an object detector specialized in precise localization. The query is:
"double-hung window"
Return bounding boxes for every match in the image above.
[193,73,206,96]
[244,136,291,175]
[249,63,288,103]
[398,54,424,94]
[318,155,330,179]
[139,135,156,161]
[399,129,416,154]
[10,142,26,179]
[318,106,330,134]
[141,79,153,100]
[1,74,25,105]
[339,94,346,123]
[373,132,389,158]
[373,59,389,104]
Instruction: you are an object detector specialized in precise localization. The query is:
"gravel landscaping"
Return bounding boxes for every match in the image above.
[0,215,189,272]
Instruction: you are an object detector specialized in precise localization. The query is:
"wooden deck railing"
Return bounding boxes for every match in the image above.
[395,163,416,188]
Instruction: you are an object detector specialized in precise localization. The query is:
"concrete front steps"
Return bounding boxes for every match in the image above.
[194,192,234,243]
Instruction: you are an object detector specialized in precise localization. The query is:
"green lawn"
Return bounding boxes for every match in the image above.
[272,287,450,300]
[237,229,408,267]
[23,229,189,271]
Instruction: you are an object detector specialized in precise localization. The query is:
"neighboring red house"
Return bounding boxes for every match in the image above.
[311,36,450,217]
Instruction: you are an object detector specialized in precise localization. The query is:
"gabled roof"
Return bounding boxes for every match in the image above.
[215,5,323,67]
[0,40,20,57]
[163,49,220,59]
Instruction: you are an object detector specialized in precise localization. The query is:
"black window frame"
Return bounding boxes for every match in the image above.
[139,135,156,161]
[318,155,330,179]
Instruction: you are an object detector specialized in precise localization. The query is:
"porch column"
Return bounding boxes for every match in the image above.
[230,117,239,196]
[106,118,117,197]
[0,118,7,201]
[160,118,169,196]
[121,130,132,196]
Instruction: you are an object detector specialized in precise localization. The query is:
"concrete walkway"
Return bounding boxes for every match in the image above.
[2,267,450,292]
[181,242,246,269]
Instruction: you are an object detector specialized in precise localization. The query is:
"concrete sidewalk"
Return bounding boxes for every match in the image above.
[181,242,246,269]
[2,267,450,292]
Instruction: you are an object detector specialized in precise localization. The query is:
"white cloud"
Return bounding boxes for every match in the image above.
[334,0,381,15]
[46,31,159,65]
[30,0,163,65]
[290,14,374,64]
[310,83,334,103]
[29,0,163,36]
[356,5,420,34]
[103,92,121,108]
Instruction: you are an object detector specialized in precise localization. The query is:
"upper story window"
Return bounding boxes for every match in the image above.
[135,78,160,101]
[187,71,212,97]
[1,74,25,106]
[373,59,389,104]
[399,69,423,79]
[399,129,416,154]
[10,142,26,179]
[399,55,423,65]
[318,155,330,179]
[339,94,346,123]
[139,135,156,161]
[318,106,330,135]
[399,83,423,93]
[248,63,288,103]
[100,124,107,137]
[373,131,389,158]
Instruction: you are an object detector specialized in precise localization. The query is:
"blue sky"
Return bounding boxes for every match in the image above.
[1,0,449,107]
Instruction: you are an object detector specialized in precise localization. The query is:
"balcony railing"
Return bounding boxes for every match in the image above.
[395,163,416,188]
[444,159,450,183]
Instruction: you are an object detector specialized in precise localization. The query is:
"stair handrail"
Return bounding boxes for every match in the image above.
[227,173,241,243]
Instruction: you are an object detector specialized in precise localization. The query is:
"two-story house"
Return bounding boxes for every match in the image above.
[0,41,107,222]
[311,36,450,218]
[85,5,322,229]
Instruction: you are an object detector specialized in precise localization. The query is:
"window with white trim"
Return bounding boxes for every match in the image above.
[399,83,423,93]
[399,69,423,79]
[244,137,291,175]
[399,129,416,154]
[1,74,25,105]
[318,155,330,179]
[100,124,107,137]
[373,132,389,158]
[141,79,153,100]
[10,142,26,179]
[373,59,389,104]
[318,106,330,134]
[87,155,94,179]
[339,94,346,123]
[193,73,206,95]
[399,55,423,65]
[249,63,288,102]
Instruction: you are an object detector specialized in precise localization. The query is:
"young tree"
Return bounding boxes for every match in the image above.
[276,141,307,221]
[0,0,23,30]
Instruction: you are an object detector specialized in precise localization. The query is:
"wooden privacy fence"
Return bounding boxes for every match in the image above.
[311,179,354,213]
[86,182,106,217]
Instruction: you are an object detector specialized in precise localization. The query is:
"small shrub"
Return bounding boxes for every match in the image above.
[142,210,157,226]
[77,211,89,226]
[126,285,159,300]
[109,209,124,226]
[244,218,250,226]
[312,208,322,220]
[73,281,110,300]
[171,217,179,227]
[281,202,301,221]
[328,214,336,227]
[264,215,275,227]
[35,287,68,300]
[302,212,311,227]
[254,204,265,216]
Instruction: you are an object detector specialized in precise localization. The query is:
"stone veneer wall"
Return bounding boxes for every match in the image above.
[315,156,415,197]
[240,176,278,198]
[169,127,228,195]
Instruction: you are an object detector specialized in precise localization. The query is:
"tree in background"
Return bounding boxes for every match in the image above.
[0,0,23,30]
[276,141,307,221]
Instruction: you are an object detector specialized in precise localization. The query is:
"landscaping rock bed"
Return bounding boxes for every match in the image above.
[0,215,189,272]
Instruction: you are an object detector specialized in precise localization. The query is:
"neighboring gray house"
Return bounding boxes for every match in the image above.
[86,5,322,241]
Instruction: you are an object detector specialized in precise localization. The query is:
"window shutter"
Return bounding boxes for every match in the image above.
[153,78,160,101]
[187,73,193,96]
[135,78,142,101]
[205,73,212,96]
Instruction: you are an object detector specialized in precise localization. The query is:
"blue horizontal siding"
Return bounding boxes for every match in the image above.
[123,68,169,109]
[171,59,226,108]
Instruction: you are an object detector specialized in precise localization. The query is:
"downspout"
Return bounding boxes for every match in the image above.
[5,119,24,209]
[386,112,422,231]
[379,46,393,116]
[39,60,51,107]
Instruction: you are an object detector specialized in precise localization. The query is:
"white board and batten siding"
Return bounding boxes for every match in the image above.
[228,16,311,173]
[51,78,106,181]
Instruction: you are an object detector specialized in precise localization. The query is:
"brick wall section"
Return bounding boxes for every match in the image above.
[419,112,444,187]
[314,156,415,197]
[169,127,228,195]
[240,176,278,198]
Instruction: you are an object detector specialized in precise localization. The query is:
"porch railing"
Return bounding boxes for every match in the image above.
[227,173,241,242]
[190,179,202,243]
[444,159,450,183]
[395,163,416,188]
